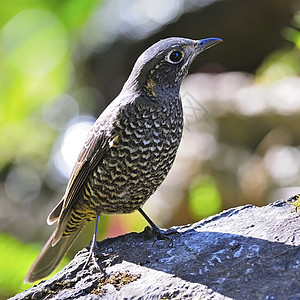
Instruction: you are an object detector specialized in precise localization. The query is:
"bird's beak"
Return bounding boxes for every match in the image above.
[195,37,223,54]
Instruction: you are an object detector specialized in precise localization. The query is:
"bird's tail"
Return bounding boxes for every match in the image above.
[24,227,82,283]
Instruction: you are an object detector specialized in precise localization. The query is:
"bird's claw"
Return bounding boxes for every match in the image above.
[82,243,116,277]
[146,225,181,246]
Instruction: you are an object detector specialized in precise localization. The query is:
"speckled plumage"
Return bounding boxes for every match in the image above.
[25,37,222,283]
[65,93,183,235]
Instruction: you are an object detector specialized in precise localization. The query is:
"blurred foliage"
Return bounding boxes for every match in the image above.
[0,1,101,298]
[0,0,100,169]
[104,211,148,239]
[0,233,69,299]
[256,48,300,83]
[188,176,222,219]
[257,10,300,83]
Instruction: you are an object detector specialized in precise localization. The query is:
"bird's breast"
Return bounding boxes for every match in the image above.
[85,97,183,214]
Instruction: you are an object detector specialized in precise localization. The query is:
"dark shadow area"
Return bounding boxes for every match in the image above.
[95,227,300,299]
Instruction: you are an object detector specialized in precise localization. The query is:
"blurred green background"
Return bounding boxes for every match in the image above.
[1,0,300,298]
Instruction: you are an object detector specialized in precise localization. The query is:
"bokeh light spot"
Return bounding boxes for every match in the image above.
[263,145,300,185]
[54,116,95,179]
[188,176,222,219]
[5,166,41,204]
[42,94,79,131]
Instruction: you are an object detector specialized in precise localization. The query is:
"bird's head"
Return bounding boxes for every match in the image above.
[123,37,222,99]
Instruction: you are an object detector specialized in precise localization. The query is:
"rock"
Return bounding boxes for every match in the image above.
[10,199,300,299]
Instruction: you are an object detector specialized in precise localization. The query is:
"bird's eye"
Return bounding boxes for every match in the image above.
[166,50,184,64]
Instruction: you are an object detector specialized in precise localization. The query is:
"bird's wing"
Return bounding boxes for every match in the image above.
[47,119,113,245]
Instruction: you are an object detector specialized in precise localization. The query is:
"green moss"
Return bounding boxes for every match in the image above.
[287,194,300,211]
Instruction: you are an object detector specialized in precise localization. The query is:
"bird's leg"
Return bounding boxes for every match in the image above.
[138,208,180,246]
[82,215,108,276]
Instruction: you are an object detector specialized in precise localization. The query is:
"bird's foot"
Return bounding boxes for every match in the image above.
[82,242,116,276]
[146,225,181,247]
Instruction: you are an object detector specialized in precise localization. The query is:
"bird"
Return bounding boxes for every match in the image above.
[24,36,222,283]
